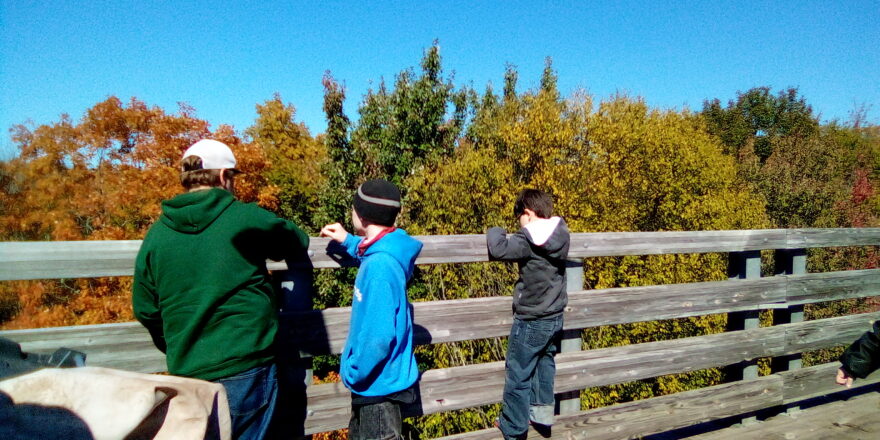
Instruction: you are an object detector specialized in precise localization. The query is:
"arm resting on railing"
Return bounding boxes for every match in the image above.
[840,320,880,380]
[132,250,166,353]
[486,227,531,260]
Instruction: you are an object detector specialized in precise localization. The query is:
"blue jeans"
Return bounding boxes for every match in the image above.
[499,315,563,439]
[216,363,278,440]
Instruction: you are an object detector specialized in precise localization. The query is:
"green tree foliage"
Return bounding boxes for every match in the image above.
[700,87,880,231]
[401,62,770,433]
[702,87,819,160]
[316,72,359,229]
[351,43,466,188]
[310,44,474,383]
[246,94,326,232]
[311,73,359,340]
[314,43,470,310]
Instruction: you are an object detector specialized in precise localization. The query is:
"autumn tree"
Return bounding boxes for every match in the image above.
[246,93,326,231]
[0,96,274,329]
[704,88,880,366]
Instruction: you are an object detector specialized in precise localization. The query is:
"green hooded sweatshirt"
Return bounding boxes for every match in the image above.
[133,188,309,381]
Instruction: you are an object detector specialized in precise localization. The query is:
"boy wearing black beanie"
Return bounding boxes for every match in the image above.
[320,179,422,440]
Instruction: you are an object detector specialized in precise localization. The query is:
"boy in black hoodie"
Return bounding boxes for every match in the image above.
[487,189,570,439]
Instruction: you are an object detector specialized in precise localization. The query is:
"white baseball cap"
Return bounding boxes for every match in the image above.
[182,139,239,171]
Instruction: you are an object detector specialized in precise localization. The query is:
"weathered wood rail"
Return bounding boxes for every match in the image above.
[1,228,879,438]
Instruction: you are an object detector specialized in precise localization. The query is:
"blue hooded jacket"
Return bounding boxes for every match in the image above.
[339,228,422,396]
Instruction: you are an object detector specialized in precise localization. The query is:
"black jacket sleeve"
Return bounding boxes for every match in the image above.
[487,227,532,261]
[840,320,880,379]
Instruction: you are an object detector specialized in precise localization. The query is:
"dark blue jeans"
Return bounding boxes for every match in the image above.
[349,399,403,440]
[216,363,278,440]
[348,387,415,440]
[499,315,563,439]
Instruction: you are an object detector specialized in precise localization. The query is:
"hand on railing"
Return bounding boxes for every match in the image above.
[320,223,349,243]
[835,367,854,388]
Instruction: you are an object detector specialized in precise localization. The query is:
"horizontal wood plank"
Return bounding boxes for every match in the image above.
[785,269,880,305]
[0,322,167,373]
[283,271,879,356]
[568,229,789,257]
[6,271,878,362]
[440,363,880,440]
[792,227,880,248]
[0,240,143,280]
[780,362,880,404]
[441,376,784,440]
[4,229,878,280]
[782,312,880,354]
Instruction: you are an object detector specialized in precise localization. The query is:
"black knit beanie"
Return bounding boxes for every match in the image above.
[353,179,401,227]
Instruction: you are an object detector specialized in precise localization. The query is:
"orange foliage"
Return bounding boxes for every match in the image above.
[0,96,278,329]
[313,371,341,384]
[0,278,134,330]
[313,428,349,440]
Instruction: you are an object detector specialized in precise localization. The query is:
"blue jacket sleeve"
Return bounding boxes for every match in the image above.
[342,275,398,387]
[341,233,364,261]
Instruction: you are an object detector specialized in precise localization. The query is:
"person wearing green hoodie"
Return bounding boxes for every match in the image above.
[133,139,309,440]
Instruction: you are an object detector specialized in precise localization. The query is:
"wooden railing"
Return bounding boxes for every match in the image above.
[2,228,880,439]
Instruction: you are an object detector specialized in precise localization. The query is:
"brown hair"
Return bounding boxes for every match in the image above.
[179,155,235,191]
[513,189,553,218]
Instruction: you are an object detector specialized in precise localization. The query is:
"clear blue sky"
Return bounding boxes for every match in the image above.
[2,1,878,158]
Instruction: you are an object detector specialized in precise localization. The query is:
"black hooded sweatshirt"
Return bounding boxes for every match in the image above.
[487,217,570,320]
[840,320,880,379]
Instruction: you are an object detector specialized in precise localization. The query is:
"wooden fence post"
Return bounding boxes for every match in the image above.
[556,258,584,415]
[276,256,315,438]
[727,250,761,425]
[772,248,806,413]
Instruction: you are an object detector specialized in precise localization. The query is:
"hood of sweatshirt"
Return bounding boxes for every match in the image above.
[159,188,235,234]
[522,216,569,259]
[361,229,423,279]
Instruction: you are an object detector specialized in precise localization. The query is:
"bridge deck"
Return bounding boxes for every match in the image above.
[680,388,880,440]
